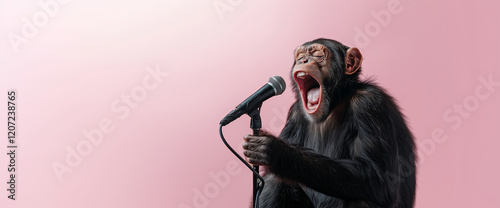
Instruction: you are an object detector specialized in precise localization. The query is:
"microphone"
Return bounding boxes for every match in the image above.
[220,76,286,126]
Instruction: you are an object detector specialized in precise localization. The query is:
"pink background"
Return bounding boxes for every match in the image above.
[1,0,499,207]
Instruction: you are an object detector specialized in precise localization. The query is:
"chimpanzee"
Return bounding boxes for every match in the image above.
[242,38,416,208]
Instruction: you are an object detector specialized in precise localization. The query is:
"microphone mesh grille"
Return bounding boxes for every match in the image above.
[268,76,286,95]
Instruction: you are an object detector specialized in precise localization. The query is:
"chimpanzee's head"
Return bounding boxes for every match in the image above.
[291,38,363,122]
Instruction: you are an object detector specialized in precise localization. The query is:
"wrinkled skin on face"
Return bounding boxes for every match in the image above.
[292,43,332,122]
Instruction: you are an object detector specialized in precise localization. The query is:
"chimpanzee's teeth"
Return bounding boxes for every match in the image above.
[297,72,308,79]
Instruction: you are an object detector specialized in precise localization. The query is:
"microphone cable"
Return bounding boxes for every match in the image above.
[219,124,265,208]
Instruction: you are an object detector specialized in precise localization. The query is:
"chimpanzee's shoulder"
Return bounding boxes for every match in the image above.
[350,79,398,112]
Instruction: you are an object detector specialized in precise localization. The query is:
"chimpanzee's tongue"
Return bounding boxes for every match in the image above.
[307,87,320,105]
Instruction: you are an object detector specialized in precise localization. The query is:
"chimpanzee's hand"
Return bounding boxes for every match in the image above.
[242,130,286,166]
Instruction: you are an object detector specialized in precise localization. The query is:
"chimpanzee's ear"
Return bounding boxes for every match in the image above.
[345,47,363,75]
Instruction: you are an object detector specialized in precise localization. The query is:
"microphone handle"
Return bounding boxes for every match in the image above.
[220,83,275,126]
[219,108,243,126]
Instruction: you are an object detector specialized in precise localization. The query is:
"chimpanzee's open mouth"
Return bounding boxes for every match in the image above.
[294,71,321,114]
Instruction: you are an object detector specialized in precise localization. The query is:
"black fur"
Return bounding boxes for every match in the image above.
[259,39,416,208]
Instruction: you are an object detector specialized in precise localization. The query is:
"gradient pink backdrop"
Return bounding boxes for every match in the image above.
[1,0,499,207]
